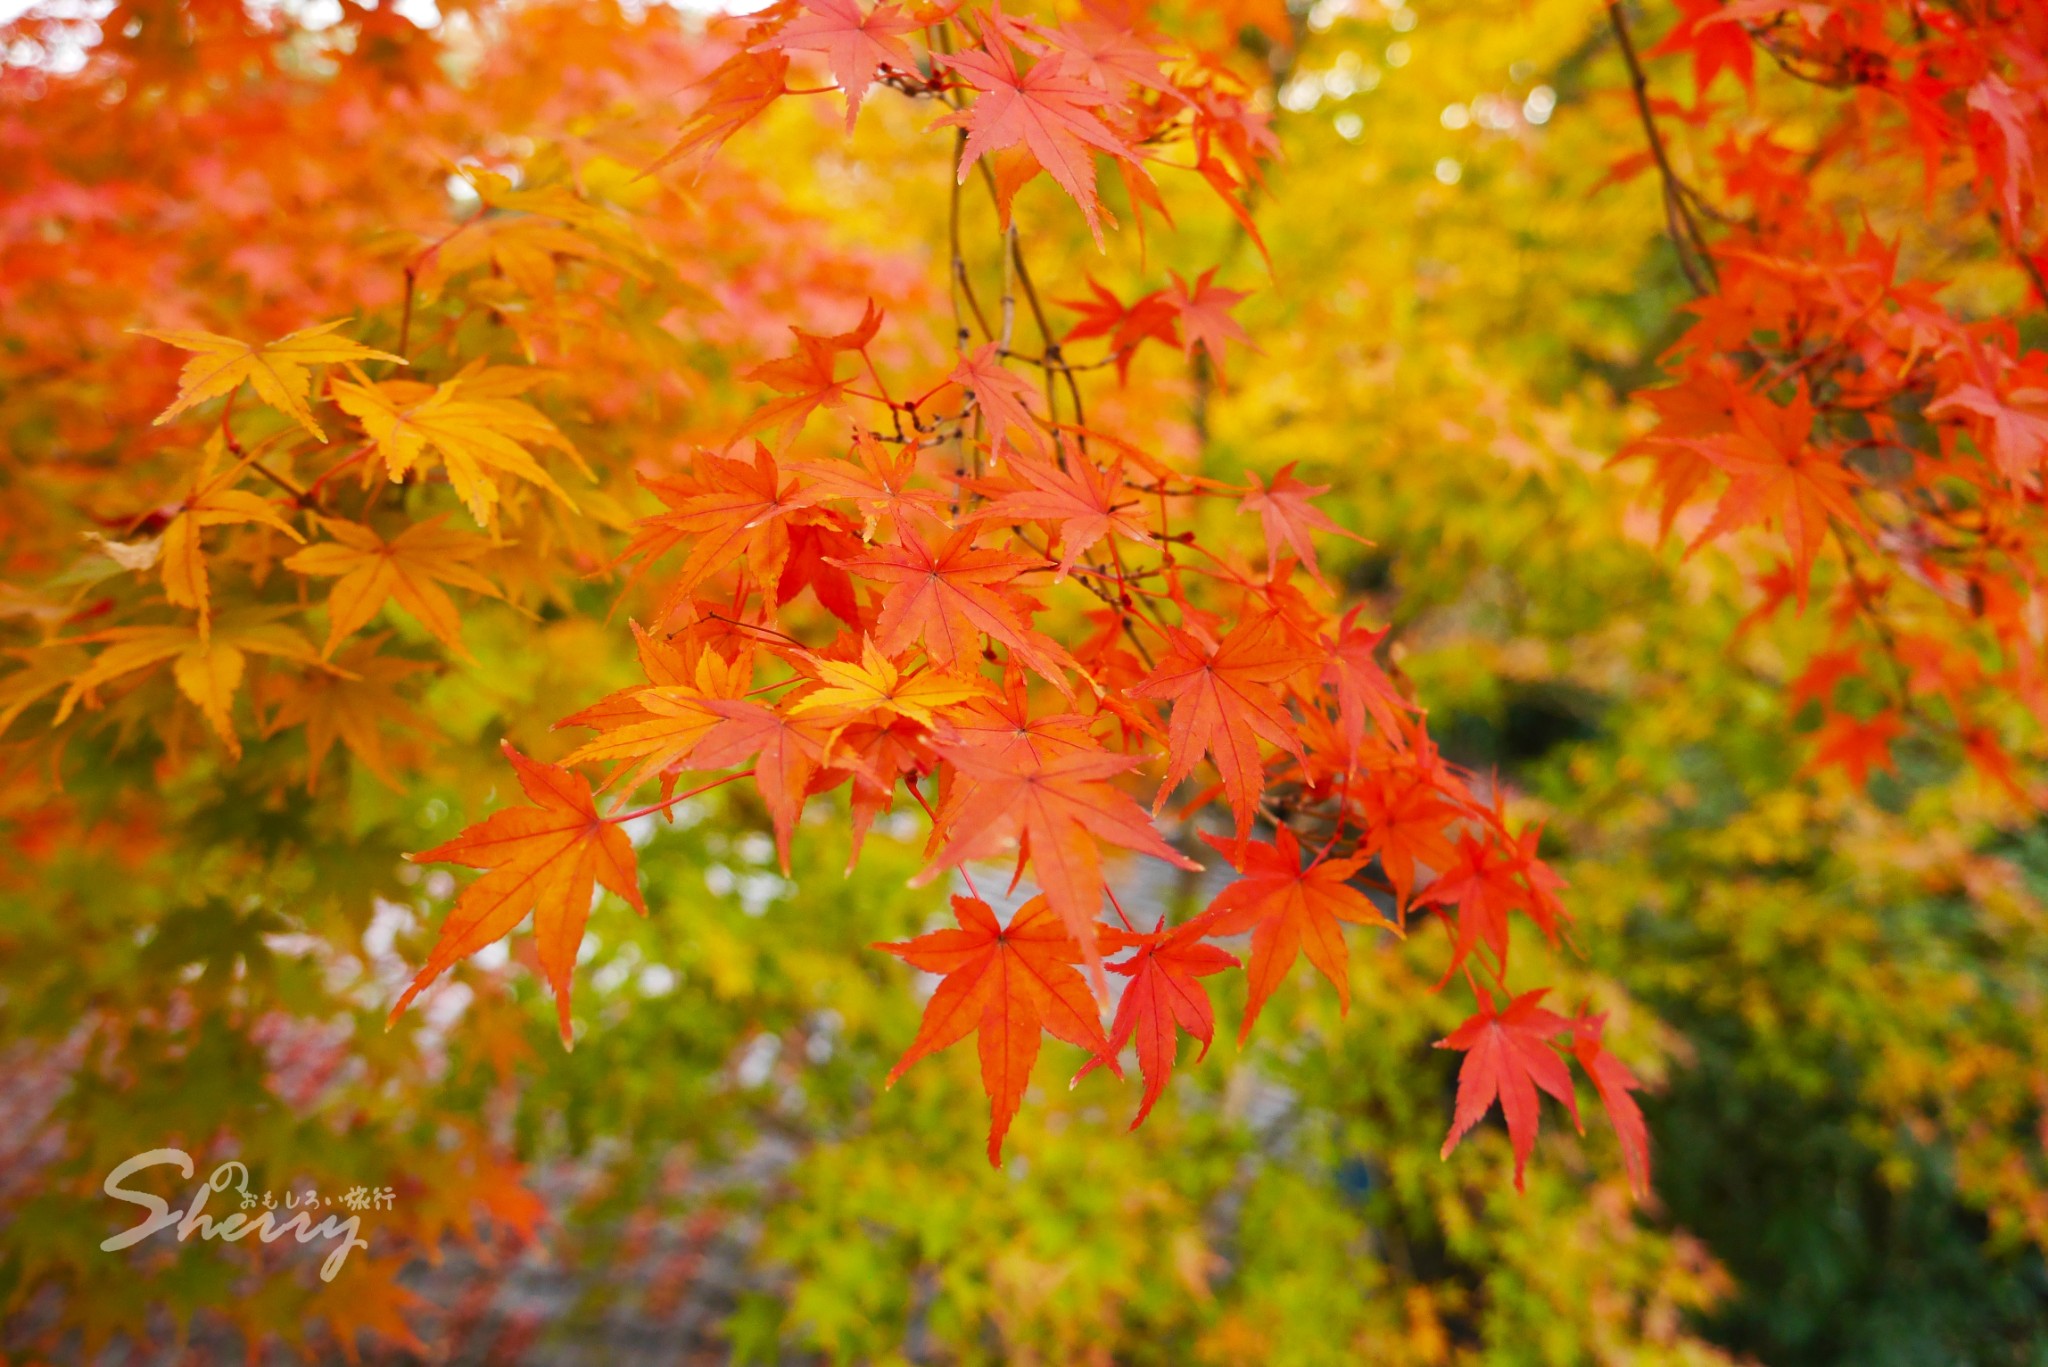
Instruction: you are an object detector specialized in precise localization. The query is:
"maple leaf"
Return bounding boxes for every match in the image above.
[133,320,403,441]
[789,429,949,541]
[1057,278,1179,383]
[1435,988,1580,1193]
[558,640,754,796]
[1028,7,1178,96]
[1927,379,2048,482]
[690,697,833,870]
[877,893,1114,1164]
[789,636,987,726]
[934,36,1142,245]
[1356,743,1470,913]
[756,0,918,130]
[1166,268,1251,383]
[393,741,645,1045]
[1416,832,1538,984]
[1234,463,1368,588]
[833,521,1080,687]
[951,342,1047,461]
[971,444,1155,572]
[257,636,436,791]
[1805,708,1904,787]
[1074,915,1237,1127]
[650,47,790,178]
[743,301,884,450]
[1968,75,2035,232]
[1129,618,1303,837]
[159,438,306,635]
[54,610,320,757]
[1571,1015,1651,1200]
[284,515,499,659]
[1649,0,1756,98]
[621,445,820,621]
[922,739,1201,976]
[1787,646,1861,712]
[1322,607,1414,754]
[1201,826,1396,1041]
[1685,385,1860,602]
[333,365,588,526]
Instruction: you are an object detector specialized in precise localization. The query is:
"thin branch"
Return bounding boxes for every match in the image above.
[1607,1,1720,295]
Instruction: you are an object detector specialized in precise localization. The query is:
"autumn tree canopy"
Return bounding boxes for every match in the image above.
[4,0,2048,1360]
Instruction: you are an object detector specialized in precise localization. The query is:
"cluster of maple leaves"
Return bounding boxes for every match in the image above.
[1622,0,2048,804]
[351,0,1645,1185]
[69,0,2048,1200]
[18,0,1635,1187]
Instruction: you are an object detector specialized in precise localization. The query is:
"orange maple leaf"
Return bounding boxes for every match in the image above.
[1685,384,1861,601]
[834,521,1080,687]
[971,443,1155,573]
[393,742,644,1045]
[922,737,1200,980]
[622,445,823,622]
[1235,462,1367,587]
[1129,618,1302,837]
[1201,825,1397,1041]
[877,893,1115,1164]
[950,342,1047,461]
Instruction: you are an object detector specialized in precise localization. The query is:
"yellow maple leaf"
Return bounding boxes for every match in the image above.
[788,637,986,727]
[55,610,321,757]
[257,636,437,790]
[132,320,404,440]
[330,364,588,525]
[283,515,500,658]
[160,437,306,636]
[558,647,753,794]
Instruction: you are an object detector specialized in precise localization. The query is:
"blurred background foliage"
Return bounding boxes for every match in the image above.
[2,0,2046,1362]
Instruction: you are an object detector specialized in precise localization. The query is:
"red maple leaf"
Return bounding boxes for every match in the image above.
[1435,988,1581,1193]
[394,742,644,1045]
[1201,825,1396,1041]
[1130,618,1303,837]
[1236,462,1367,587]
[1322,606,1414,755]
[951,342,1046,461]
[1804,707,1904,787]
[1686,384,1861,603]
[1073,915,1237,1127]
[1571,1014,1652,1200]
[934,35,1141,244]
[971,444,1155,573]
[756,0,919,130]
[1167,267,1251,383]
[833,521,1079,686]
[1650,0,1756,98]
[1057,277,1180,383]
[877,893,1115,1164]
[1356,754,1467,913]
